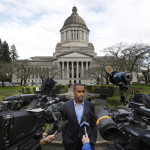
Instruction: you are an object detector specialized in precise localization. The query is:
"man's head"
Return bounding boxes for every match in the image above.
[73,83,86,102]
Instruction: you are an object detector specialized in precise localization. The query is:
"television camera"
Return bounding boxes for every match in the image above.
[96,67,150,150]
[0,78,67,150]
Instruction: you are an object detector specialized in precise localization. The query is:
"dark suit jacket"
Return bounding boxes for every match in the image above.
[62,99,97,144]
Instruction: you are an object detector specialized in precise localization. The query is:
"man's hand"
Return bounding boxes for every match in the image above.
[82,134,90,144]
[45,134,56,142]
[40,134,56,145]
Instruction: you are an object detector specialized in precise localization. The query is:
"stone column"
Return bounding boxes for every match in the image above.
[58,62,61,79]
[67,61,69,79]
[87,33,89,42]
[86,61,88,70]
[62,33,64,42]
[64,32,66,41]
[62,61,64,79]
[76,61,79,79]
[81,61,84,78]
[72,61,74,79]
[61,33,63,42]
[74,30,76,40]
[68,30,71,40]
[79,30,82,40]
[72,30,74,40]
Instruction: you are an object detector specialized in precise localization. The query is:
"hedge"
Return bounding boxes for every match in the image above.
[21,85,68,94]
[55,85,68,94]
[86,85,120,96]
[106,96,123,108]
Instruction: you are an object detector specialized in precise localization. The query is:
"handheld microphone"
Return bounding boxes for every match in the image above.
[80,115,89,135]
[40,120,68,145]
[89,111,98,120]
[53,120,68,135]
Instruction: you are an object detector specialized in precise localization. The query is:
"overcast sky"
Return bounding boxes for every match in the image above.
[0,0,150,59]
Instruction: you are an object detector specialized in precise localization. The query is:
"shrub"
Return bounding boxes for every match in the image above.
[21,86,40,94]
[55,85,68,94]
[22,87,25,94]
[26,87,31,94]
[86,84,119,96]
[106,96,123,108]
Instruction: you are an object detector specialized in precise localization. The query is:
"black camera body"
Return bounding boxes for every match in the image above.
[97,104,150,150]
[0,110,45,150]
[97,71,150,150]
[0,78,66,150]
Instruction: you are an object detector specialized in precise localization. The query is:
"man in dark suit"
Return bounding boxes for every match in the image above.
[62,83,97,150]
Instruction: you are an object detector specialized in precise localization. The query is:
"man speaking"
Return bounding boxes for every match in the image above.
[62,83,97,150]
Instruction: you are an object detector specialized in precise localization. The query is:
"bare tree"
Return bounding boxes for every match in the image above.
[39,62,59,81]
[88,57,112,84]
[104,42,150,73]
[140,53,150,84]
[49,62,59,79]
[13,60,31,85]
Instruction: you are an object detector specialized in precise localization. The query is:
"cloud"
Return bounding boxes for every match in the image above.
[0,0,150,59]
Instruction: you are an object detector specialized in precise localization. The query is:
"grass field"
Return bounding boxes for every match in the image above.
[130,84,150,95]
[0,86,23,101]
[0,84,150,101]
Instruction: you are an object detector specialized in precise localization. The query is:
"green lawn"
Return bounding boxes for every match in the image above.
[130,84,150,95]
[0,86,23,101]
[0,84,150,101]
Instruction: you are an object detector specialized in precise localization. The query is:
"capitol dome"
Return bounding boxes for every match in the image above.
[58,6,92,52]
[63,6,87,27]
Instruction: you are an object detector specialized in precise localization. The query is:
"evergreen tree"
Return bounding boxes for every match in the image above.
[10,44,19,62]
[0,39,2,61]
[0,39,11,86]
[1,40,11,63]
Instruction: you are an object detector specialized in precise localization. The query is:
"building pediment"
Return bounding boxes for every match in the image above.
[59,52,92,58]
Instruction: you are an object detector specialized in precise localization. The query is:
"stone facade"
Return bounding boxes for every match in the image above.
[12,6,138,85]
[12,6,98,85]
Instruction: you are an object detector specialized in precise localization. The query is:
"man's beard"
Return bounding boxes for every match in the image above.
[77,97,84,102]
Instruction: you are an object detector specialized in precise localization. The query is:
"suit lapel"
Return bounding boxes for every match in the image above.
[83,100,88,116]
[70,99,78,124]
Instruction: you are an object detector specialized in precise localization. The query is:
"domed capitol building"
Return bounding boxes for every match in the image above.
[12,6,100,85]
[12,6,137,85]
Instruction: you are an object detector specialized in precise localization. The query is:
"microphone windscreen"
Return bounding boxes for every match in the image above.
[47,124,55,135]
[57,120,68,132]
[81,115,87,123]
[89,111,97,119]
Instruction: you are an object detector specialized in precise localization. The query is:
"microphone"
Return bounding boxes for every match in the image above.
[40,120,68,145]
[80,115,89,135]
[53,120,68,135]
[89,111,98,120]
[47,124,55,135]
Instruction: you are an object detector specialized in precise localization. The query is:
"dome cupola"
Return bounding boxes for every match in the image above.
[54,6,96,57]
[63,6,87,27]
